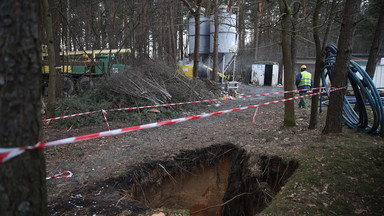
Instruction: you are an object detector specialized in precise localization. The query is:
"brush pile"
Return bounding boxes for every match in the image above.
[108,60,219,105]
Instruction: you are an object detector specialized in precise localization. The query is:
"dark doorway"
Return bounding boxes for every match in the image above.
[264,65,273,86]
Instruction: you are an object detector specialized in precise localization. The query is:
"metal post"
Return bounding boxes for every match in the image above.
[222,55,225,84]
[233,55,236,82]
[208,55,211,79]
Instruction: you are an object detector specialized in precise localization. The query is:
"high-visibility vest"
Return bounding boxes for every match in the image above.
[298,71,312,87]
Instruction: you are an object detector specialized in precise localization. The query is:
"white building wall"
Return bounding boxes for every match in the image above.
[361,63,384,89]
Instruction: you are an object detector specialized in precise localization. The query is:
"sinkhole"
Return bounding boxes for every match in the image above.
[124,143,299,216]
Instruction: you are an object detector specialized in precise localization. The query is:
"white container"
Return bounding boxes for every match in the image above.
[251,64,279,86]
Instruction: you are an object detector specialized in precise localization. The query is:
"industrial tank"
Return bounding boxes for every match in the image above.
[209,5,237,54]
[188,15,210,55]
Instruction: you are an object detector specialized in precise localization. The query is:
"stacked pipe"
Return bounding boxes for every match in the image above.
[322,44,384,135]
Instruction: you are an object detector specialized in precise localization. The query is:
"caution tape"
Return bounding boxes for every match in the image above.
[0,87,344,164]
[42,110,101,122]
[42,86,332,122]
[46,171,73,180]
[101,109,110,131]
[252,107,259,123]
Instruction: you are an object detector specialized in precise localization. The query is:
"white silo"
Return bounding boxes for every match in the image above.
[188,9,210,55]
[209,5,237,82]
[209,5,237,54]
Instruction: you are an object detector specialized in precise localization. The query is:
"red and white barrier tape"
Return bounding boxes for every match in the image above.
[46,171,73,180]
[43,110,101,122]
[101,109,110,131]
[0,87,343,164]
[252,107,259,124]
[42,86,331,122]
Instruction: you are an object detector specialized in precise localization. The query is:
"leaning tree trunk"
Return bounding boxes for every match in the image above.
[0,1,47,215]
[323,0,361,134]
[278,0,296,127]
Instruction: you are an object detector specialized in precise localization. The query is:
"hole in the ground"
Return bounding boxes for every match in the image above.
[125,143,299,216]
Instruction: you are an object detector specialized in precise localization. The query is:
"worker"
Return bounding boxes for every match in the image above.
[296,65,313,108]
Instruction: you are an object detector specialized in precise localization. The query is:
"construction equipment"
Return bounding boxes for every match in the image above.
[41,45,131,95]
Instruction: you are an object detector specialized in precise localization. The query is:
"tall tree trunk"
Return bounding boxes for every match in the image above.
[84,7,90,50]
[257,0,265,56]
[95,2,102,50]
[227,0,233,11]
[110,0,117,49]
[180,0,205,79]
[67,0,73,51]
[323,0,361,134]
[179,2,184,60]
[193,11,201,78]
[278,0,296,127]
[168,6,177,64]
[43,0,57,118]
[309,0,337,129]
[253,0,261,61]
[0,1,47,215]
[130,1,136,65]
[290,2,300,74]
[366,2,384,79]
[49,0,63,98]
[212,0,219,81]
[309,0,325,130]
[238,0,245,50]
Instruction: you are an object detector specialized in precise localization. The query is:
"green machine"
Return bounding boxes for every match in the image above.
[42,47,131,95]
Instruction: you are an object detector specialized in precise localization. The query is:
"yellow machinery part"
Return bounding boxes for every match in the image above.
[41,45,131,60]
[178,65,193,79]
[42,65,72,74]
[202,64,230,80]
[178,64,231,80]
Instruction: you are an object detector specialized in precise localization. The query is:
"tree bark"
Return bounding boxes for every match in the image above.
[43,0,57,118]
[179,2,184,60]
[366,2,384,79]
[309,0,337,129]
[180,0,205,79]
[278,0,296,127]
[257,0,265,57]
[237,0,244,50]
[193,8,201,78]
[168,6,177,64]
[309,0,324,130]
[212,0,219,81]
[323,0,362,134]
[290,2,300,74]
[253,0,261,61]
[49,0,63,98]
[0,1,47,215]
